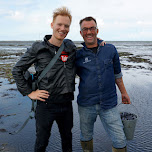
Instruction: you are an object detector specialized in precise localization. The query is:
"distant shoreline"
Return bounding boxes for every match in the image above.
[0,40,152,42]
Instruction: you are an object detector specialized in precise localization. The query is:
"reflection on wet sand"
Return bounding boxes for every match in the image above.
[0,41,152,152]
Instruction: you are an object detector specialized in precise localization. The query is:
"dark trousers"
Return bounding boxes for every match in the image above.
[34,101,73,152]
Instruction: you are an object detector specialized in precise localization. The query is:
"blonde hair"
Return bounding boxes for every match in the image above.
[53,7,72,23]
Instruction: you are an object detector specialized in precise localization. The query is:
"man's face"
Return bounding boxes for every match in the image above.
[80,20,98,47]
[51,15,71,40]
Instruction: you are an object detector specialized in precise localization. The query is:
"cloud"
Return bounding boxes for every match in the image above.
[137,21,152,26]
[0,0,152,40]
[9,11,25,20]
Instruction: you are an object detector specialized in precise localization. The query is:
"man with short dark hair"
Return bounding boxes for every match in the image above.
[76,16,131,152]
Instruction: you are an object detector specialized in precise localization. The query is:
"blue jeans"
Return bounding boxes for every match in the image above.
[78,104,126,148]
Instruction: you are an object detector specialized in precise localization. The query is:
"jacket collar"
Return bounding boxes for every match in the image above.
[44,35,76,52]
[44,35,55,48]
[81,39,103,49]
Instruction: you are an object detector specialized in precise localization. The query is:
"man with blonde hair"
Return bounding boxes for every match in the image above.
[12,7,76,152]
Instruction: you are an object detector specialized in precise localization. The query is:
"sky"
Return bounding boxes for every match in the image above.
[0,0,152,41]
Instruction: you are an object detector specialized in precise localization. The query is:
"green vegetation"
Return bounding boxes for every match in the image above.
[0,64,15,83]
[118,52,133,57]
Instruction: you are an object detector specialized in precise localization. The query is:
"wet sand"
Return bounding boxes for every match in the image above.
[0,68,152,152]
[0,41,152,151]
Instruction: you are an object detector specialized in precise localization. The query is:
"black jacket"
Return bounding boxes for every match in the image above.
[12,35,76,96]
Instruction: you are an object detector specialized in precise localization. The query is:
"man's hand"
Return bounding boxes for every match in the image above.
[97,38,106,46]
[28,90,49,102]
[115,77,131,104]
[100,40,106,46]
[122,93,131,104]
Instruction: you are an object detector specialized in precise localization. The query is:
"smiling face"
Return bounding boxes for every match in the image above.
[80,20,98,48]
[51,15,71,42]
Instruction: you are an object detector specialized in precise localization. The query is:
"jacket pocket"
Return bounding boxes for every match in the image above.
[104,59,113,69]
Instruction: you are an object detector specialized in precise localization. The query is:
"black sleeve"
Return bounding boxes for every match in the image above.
[12,42,38,96]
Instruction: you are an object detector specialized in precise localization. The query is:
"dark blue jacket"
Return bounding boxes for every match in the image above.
[76,40,122,110]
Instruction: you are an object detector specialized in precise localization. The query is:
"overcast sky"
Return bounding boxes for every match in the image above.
[1,0,152,41]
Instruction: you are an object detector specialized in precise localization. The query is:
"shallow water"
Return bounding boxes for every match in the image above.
[0,41,152,152]
[0,71,152,152]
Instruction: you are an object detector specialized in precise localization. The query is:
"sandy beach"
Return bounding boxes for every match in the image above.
[0,41,152,152]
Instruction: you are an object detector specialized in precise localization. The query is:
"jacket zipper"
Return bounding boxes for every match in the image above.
[64,62,66,68]
[63,61,70,91]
